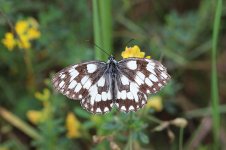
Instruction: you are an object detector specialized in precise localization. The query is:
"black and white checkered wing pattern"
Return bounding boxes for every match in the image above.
[52,61,113,114]
[115,58,170,112]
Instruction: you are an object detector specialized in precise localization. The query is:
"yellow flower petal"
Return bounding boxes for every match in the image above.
[146,96,163,112]
[1,32,17,51]
[17,34,31,49]
[27,28,41,39]
[27,110,42,124]
[66,112,81,139]
[15,20,28,35]
[121,45,145,58]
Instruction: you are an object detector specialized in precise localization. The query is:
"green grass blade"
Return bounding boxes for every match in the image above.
[211,0,222,149]
[93,0,112,60]
[93,0,102,60]
[99,0,112,58]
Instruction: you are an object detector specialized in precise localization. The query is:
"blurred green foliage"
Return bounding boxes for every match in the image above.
[0,0,225,150]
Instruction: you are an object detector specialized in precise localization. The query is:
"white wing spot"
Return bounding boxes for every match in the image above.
[59,81,65,88]
[149,74,158,82]
[146,63,155,72]
[97,76,105,87]
[95,94,101,102]
[142,100,146,105]
[107,91,111,100]
[161,73,168,79]
[69,69,79,82]
[130,82,139,102]
[121,90,126,100]
[81,76,89,85]
[60,74,66,79]
[147,68,157,75]
[121,106,126,111]
[128,106,134,110]
[101,92,107,101]
[147,90,150,94]
[158,66,164,71]
[84,79,92,89]
[96,108,101,113]
[75,83,82,92]
[145,78,153,87]
[68,80,77,89]
[137,71,145,80]
[127,92,133,100]
[87,64,97,73]
[89,85,98,105]
[79,95,82,99]
[121,75,129,85]
[135,75,144,85]
[127,61,137,70]
[158,83,162,87]
[104,107,109,112]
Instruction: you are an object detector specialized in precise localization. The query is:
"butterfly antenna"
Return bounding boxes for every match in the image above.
[125,38,135,47]
[93,43,111,57]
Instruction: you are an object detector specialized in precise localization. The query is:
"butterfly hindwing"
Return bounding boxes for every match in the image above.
[80,73,113,114]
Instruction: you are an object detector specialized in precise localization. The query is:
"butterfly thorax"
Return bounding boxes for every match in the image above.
[106,55,117,75]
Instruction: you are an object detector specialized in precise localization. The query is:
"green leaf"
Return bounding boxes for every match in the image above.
[74,107,90,119]
[138,132,149,144]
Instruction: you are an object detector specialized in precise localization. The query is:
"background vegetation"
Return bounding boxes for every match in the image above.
[0,0,225,149]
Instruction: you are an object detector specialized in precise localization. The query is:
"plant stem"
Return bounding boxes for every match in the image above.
[93,0,102,60]
[129,112,133,150]
[0,107,43,140]
[179,127,184,150]
[93,0,112,60]
[211,0,222,149]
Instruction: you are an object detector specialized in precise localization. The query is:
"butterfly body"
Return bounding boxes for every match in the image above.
[52,56,170,114]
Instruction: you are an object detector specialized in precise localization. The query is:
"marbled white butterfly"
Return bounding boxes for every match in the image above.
[52,55,170,114]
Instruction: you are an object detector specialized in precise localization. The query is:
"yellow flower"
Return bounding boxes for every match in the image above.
[35,88,50,102]
[27,88,52,124]
[66,112,81,139]
[1,32,17,51]
[121,45,145,58]
[27,110,43,124]
[17,34,31,49]
[15,20,28,35]
[2,18,41,51]
[146,96,163,112]
[27,28,41,39]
